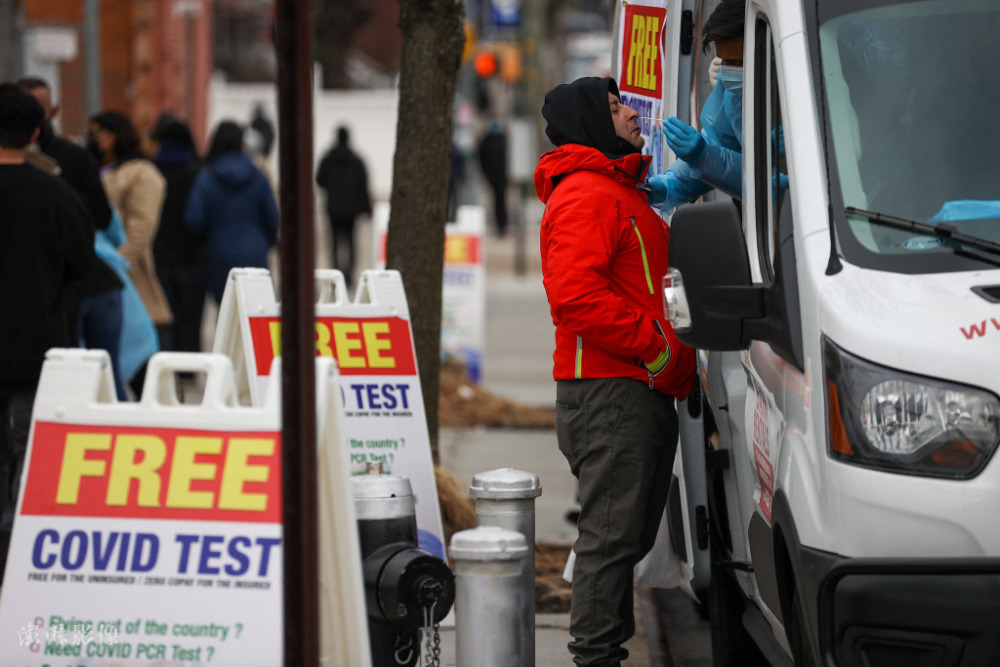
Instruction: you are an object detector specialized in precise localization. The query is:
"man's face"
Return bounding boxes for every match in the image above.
[609,92,643,150]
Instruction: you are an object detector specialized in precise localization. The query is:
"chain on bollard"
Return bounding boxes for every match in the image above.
[352,464,454,667]
[470,468,542,667]
[421,601,441,667]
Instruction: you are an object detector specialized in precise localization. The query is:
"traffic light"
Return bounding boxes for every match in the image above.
[474,50,499,78]
[474,45,521,83]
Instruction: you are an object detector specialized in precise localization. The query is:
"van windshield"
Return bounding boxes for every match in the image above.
[817,0,1000,272]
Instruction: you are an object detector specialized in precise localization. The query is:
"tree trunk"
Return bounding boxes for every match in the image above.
[386,0,465,462]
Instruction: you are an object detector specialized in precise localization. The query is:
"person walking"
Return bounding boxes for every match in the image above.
[151,119,205,356]
[18,77,127,398]
[90,111,172,396]
[315,126,371,287]
[478,119,509,236]
[535,76,697,666]
[0,83,95,573]
[184,120,279,304]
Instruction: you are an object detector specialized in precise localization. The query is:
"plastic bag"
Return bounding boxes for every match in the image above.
[633,507,683,588]
[562,508,684,589]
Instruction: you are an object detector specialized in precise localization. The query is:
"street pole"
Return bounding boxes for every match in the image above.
[274,1,319,665]
[84,0,101,117]
[0,0,24,82]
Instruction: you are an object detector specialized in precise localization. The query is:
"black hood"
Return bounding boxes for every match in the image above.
[542,77,641,160]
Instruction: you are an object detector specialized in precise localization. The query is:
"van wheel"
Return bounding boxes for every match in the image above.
[790,588,817,666]
[708,540,768,666]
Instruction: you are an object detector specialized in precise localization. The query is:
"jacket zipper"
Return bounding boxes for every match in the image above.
[575,336,584,378]
[630,217,654,295]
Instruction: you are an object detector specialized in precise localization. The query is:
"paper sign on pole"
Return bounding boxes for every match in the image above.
[0,349,371,666]
[213,268,446,560]
[614,0,679,179]
[372,204,487,382]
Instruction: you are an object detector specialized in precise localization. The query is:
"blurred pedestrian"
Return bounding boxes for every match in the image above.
[447,141,465,222]
[245,104,277,193]
[478,118,509,236]
[18,77,128,398]
[184,120,279,304]
[151,119,205,356]
[315,126,371,287]
[90,110,172,396]
[249,102,275,159]
[0,83,94,574]
[97,208,161,396]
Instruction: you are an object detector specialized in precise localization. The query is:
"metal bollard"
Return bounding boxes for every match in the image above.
[470,468,542,667]
[449,526,528,667]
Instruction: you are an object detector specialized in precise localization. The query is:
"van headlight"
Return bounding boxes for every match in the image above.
[824,339,1000,478]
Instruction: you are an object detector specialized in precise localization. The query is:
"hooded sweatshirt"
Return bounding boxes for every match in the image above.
[535,77,695,398]
[183,151,279,301]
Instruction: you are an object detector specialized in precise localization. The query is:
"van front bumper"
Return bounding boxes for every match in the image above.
[816,557,1000,666]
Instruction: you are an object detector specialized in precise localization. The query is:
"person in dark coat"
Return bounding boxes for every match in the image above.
[184,120,279,303]
[315,126,372,287]
[152,119,205,355]
[0,83,95,575]
[478,119,509,236]
[18,76,127,399]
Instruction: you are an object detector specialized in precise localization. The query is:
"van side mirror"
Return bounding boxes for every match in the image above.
[668,201,764,350]
[667,199,803,370]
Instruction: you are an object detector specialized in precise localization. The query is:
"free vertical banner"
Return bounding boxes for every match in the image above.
[441,207,486,383]
[372,204,487,385]
[616,0,669,178]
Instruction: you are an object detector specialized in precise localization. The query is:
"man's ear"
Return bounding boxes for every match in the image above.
[49,104,61,122]
[29,128,40,146]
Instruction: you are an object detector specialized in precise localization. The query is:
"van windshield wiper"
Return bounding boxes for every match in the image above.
[845,206,1000,265]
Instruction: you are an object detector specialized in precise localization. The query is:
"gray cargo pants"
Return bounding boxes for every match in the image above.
[556,377,679,667]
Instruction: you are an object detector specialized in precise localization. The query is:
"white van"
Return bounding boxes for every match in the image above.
[647,0,1000,665]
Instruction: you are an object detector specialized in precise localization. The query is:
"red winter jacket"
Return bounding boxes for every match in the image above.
[535,144,696,399]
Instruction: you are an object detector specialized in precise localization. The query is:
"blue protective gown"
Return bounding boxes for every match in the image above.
[647,80,743,212]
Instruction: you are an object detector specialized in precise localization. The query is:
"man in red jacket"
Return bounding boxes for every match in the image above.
[535,77,696,666]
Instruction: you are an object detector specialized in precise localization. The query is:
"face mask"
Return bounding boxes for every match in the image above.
[718,65,743,94]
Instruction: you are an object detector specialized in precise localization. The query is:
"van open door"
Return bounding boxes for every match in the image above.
[611,0,709,597]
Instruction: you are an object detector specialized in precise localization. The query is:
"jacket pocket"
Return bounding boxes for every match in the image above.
[556,400,589,475]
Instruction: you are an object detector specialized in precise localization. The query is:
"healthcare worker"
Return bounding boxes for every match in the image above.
[647,0,745,213]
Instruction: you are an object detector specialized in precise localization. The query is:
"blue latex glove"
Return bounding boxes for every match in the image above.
[662,117,707,162]
[646,166,705,212]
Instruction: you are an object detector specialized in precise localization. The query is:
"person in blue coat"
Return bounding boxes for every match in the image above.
[183,120,279,303]
[647,0,745,213]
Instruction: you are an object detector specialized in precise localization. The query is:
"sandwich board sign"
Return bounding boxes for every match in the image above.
[213,268,446,559]
[0,349,371,666]
[372,204,487,382]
